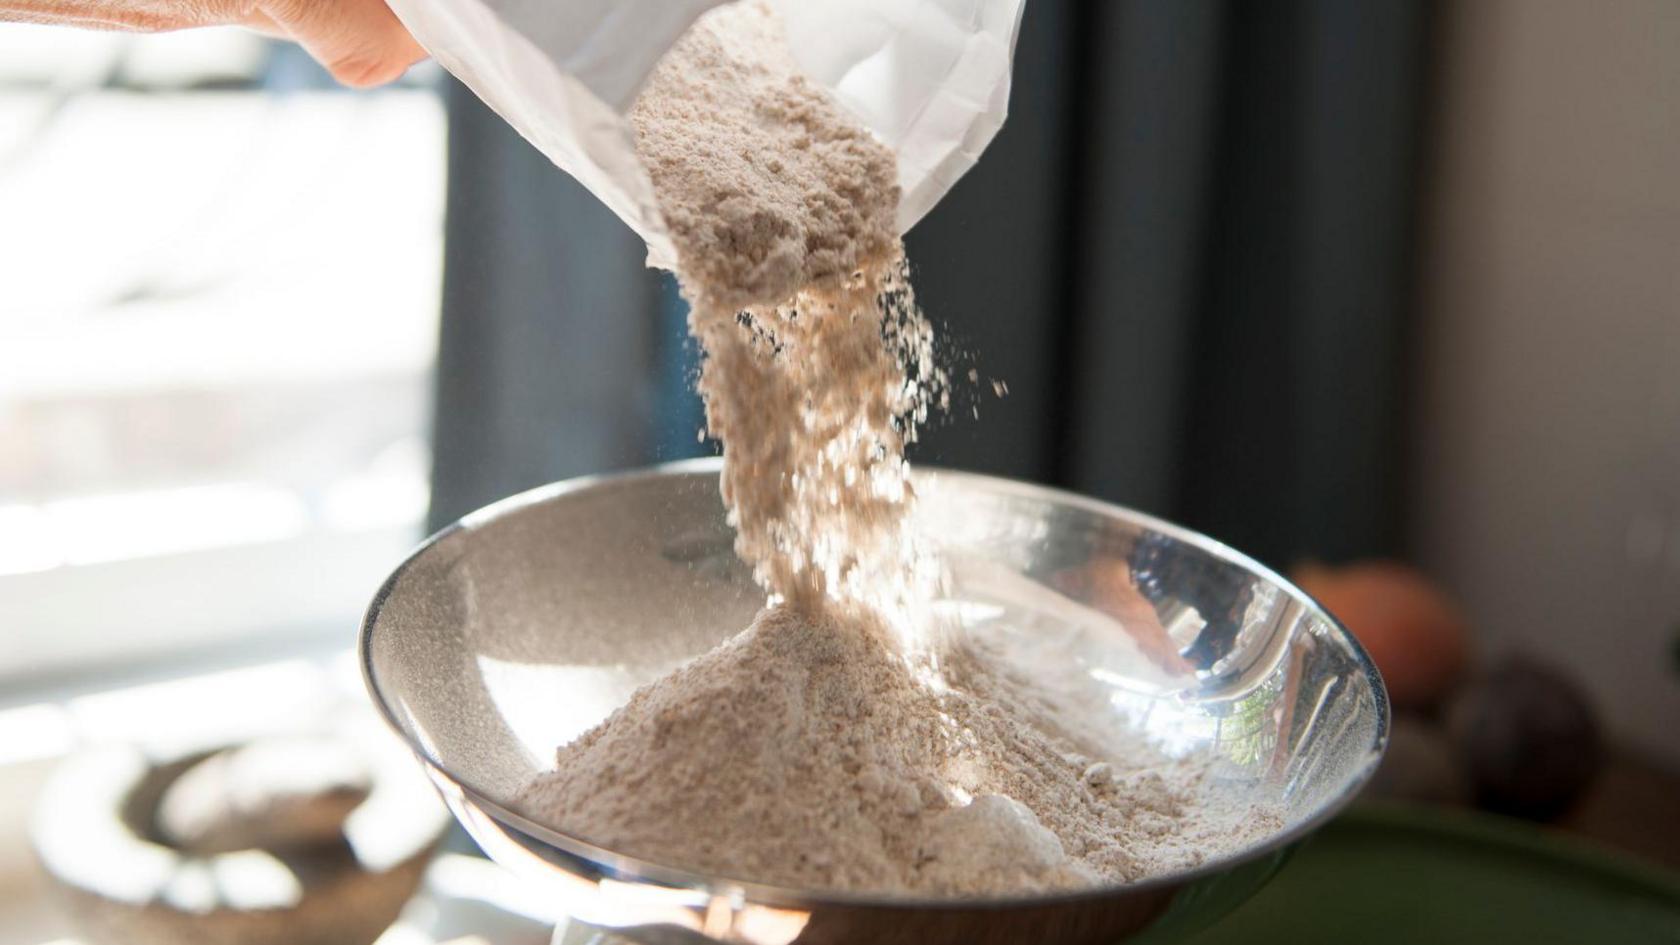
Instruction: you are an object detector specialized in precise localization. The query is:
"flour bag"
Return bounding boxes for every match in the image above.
[385,0,1028,269]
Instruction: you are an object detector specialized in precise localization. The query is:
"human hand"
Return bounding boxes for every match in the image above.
[1,0,427,88]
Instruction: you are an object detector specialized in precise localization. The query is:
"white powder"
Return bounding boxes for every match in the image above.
[628,0,898,314]
[517,0,1279,896]
[520,604,1278,895]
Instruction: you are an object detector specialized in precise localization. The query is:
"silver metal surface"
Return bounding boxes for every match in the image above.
[362,459,1389,944]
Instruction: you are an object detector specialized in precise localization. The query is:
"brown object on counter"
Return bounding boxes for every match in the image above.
[32,732,448,945]
[1445,657,1603,822]
[157,739,371,855]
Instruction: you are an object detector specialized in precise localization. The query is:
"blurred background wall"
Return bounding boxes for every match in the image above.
[1411,0,1680,761]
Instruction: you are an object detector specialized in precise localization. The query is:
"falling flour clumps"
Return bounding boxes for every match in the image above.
[628,0,940,613]
[516,0,1277,895]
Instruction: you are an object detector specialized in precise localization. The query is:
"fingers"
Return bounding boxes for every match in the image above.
[253,0,426,88]
[5,0,427,87]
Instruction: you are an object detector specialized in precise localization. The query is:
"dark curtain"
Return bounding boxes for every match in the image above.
[428,82,664,526]
[429,0,1429,571]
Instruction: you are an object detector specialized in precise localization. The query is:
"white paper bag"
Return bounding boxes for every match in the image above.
[386,0,1028,269]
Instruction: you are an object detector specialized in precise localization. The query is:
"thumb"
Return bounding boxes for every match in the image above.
[254,0,426,88]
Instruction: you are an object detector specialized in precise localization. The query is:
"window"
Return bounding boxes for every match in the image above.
[0,25,445,691]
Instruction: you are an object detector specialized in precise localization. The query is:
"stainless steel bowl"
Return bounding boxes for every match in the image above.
[362,460,1388,944]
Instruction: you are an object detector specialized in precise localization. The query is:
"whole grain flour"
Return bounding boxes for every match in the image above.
[628,0,941,615]
[516,0,1277,895]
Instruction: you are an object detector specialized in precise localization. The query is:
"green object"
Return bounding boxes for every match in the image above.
[1182,802,1680,945]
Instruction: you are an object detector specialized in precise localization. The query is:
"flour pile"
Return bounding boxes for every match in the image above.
[516,0,1275,896]
[520,604,1276,895]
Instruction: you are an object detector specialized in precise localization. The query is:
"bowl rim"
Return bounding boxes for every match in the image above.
[360,457,1391,910]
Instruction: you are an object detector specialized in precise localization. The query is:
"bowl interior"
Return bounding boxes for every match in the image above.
[363,461,1387,896]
